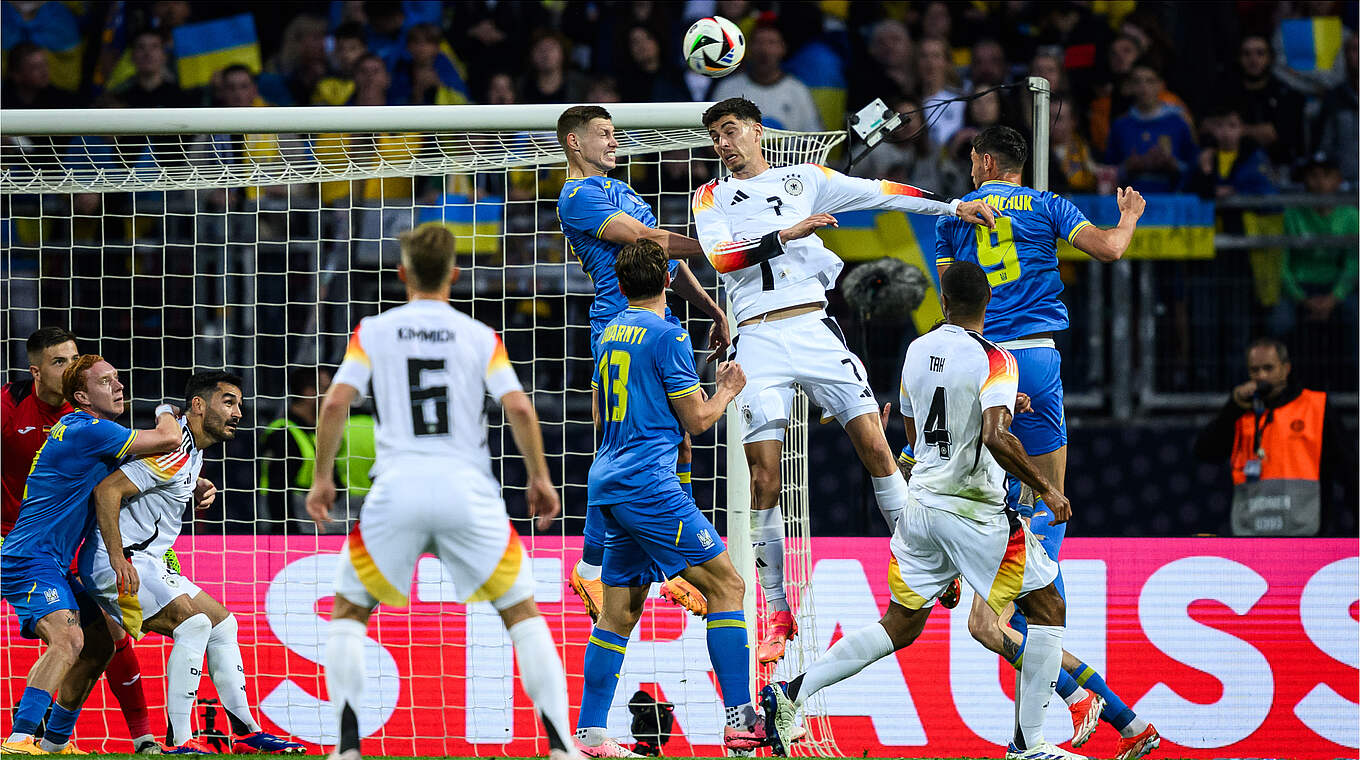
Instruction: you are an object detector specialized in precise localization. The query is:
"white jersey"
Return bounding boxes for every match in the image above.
[692,163,960,324]
[99,417,203,559]
[898,324,1019,521]
[332,300,522,484]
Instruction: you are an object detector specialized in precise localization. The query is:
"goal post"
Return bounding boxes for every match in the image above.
[1,103,843,756]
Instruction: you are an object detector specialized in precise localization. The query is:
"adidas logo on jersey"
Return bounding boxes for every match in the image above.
[730,190,749,205]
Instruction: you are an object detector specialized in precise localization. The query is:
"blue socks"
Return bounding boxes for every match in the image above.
[705,611,750,708]
[579,628,628,730]
[12,686,54,736]
[1070,658,1136,730]
[42,703,81,746]
[677,462,693,499]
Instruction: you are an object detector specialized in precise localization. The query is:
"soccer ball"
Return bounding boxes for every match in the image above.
[684,16,745,78]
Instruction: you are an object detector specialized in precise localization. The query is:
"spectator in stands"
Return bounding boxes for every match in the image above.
[1036,1,1111,100]
[214,64,263,109]
[850,96,969,199]
[711,24,822,131]
[1188,106,1274,200]
[363,0,408,72]
[1049,99,1101,194]
[918,37,967,145]
[617,25,688,103]
[1088,33,1152,152]
[452,1,546,97]
[264,14,328,106]
[2,43,78,109]
[349,52,392,106]
[1105,59,1197,192]
[585,76,621,103]
[1222,35,1306,167]
[110,29,192,108]
[1193,337,1356,536]
[947,89,1004,160]
[1,0,84,92]
[518,31,586,104]
[970,37,1010,89]
[848,19,914,115]
[312,22,367,105]
[1313,30,1358,187]
[391,23,470,105]
[1271,156,1359,360]
[486,71,517,105]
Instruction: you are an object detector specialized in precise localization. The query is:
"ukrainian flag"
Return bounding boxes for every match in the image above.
[1056,193,1214,260]
[819,210,944,333]
[173,14,261,89]
[415,196,504,257]
[1280,16,1343,72]
[784,40,846,134]
[1,1,85,91]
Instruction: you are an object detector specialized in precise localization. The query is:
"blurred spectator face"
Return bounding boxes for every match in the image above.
[869,20,911,68]
[921,2,952,43]
[586,77,621,103]
[1303,163,1343,194]
[353,55,390,94]
[132,32,168,77]
[1209,111,1243,149]
[1051,101,1076,143]
[368,4,404,37]
[1109,36,1141,76]
[968,90,1002,126]
[220,68,258,107]
[1030,53,1063,91]
[748,26,787,74]
[917,38,951,86]
[11,48,49,91]
[628,27,661,71]
[886,98,923,143]
[152,0,191,29]
[1247,344,1289,394]
[530,36,565,74]
[1127,65,1163,110]
[335,35,367,73]
[1239,36,1271,79]
[286,16,328,66]
[1118,20,1151,53]
[971,40,1007,87]
[717,0,751,21]
[486,72,516,104]
[407,26,441,66]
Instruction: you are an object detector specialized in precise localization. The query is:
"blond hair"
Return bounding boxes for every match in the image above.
[398,224,457,291]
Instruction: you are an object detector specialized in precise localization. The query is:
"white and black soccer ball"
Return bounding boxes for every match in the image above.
[684,16,745,78]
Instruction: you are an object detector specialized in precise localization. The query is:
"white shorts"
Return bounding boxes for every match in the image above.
[732,310,879,444]
[888,498,1058,614]
[81,548,203,640]
[334,460,534,611]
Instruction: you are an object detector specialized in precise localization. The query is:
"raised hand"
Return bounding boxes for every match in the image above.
[779,213,838,243]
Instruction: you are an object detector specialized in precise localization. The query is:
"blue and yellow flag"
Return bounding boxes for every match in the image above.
[1280,16,1343,71]
[174,13,261,89]
[415,195,505,256]
[1055,193,1215,260]
[1,1,86,91]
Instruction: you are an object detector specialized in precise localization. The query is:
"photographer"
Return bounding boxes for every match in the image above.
[1193,337,1355,536]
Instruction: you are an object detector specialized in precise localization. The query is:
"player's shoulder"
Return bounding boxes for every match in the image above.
[558,175,609,206]
[2,377,33,408]
[692,178,722,210]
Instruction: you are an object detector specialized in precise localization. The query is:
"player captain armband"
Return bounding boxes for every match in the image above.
[707,231,786,274]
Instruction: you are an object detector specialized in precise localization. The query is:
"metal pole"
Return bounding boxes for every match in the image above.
[1111,260,1134,420]
[1028,76,1051,192]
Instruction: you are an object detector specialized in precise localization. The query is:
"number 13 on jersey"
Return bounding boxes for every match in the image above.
[975,216,1021,287]
[597,350,631,421]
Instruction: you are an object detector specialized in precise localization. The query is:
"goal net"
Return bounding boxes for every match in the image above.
[0,103,844,756]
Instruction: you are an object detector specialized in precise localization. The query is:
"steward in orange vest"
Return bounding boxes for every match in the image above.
[1194,338,1355,536]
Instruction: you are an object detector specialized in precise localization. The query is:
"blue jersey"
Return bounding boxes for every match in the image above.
[935,180,1093,343]
[1,410,136,563]
[557,175,678,329]
[588,308,700,505]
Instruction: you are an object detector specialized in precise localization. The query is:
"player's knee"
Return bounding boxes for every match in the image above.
[707,568,745,611]
[48,625,85,665]
[967,606,998,646]
[749,466,781,505]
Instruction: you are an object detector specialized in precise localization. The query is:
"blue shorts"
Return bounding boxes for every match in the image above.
[596,489,725,588]
[584,506,663,584]
[1,553,102,639]
[590,309,680,362]
[1008,346,1066,458]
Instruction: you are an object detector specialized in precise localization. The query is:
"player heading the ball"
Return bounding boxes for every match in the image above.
[691,96,997,664]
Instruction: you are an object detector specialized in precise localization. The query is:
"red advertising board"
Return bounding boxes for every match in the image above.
[2,537,1355,757]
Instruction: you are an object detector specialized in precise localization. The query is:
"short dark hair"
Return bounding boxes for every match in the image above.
[220,63,254,81]
[1130,55,1163,78]
[288,367,328,398]
[615,239,668,300]
[186,370,243,409]
[556,105,612,151]
[1248,336,1290,364]
[703,97,762,129]
[971,125,1027,172]
[27,327,77,365]
[941,261,991,319]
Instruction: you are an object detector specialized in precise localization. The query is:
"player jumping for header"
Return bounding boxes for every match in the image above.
[934,125,1157,759]
[557,105,729,620]
[692,97,996,664]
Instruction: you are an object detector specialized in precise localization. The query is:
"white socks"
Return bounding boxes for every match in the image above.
[574,561,602,582]
[1062,685,1090,706]
[1015,624,1064,750]
[166,613,212,745]
[507,616,572,753]
[206,614,260,735]
[871,474,909,530]
[793,622,894,707]
[750,507,788,612]
[325,618,369,754]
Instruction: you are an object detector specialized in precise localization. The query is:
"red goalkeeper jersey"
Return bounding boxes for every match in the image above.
[2,379,72,534]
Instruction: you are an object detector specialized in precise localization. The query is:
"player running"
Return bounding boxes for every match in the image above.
[1,355,181,755]
[306,225,576,760]
[2,328,161,753]
[935,125,1158,759]
[692,97,996,663]
[762,262,1082,760]
[556,105,726,619]
[575,240,773,758]
[81,371,306,755]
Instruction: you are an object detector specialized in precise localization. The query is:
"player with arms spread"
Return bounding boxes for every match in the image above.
[81,371,306,754]
[762,263,1082,760]
[576,240,772,758]
[0,355,181,755]
[306,225,576,760]
[692,97,996,663]
[935,126,1158,759]
[556,105,727,619]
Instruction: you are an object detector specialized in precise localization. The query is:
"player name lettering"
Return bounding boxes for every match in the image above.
[396,327,456,342]
[600,323,649,345]
[979,193,1033,212]
[929,356,946,372]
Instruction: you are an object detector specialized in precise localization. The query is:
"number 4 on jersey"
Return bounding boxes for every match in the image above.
[922,386,951,459]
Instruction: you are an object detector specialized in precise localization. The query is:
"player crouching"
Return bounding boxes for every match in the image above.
[79,372,305,755]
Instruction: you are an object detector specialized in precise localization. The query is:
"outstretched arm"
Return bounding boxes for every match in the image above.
[812,165,996,228]
[1070,187,1145,262]
[599,213,705,259]
[669,261,730,362]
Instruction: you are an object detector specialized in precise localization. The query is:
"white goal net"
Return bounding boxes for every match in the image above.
[1,103,845,756]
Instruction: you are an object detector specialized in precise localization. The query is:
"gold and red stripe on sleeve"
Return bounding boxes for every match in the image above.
[879,179,929,197]
[690,180,718,214]
[143,447,190,482]
[980,345,1019,395]
[343,324,370,367]
[487,333,512,377]
[706,232,784,274]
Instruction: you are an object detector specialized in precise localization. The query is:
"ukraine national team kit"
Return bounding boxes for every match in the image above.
[0,410,137,638]
[588,307,723,586]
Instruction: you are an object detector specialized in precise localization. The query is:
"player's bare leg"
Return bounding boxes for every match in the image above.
[658,434,707,616]
[842,411,912,526]
[3,610,88,753]
[746,438,797,663]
